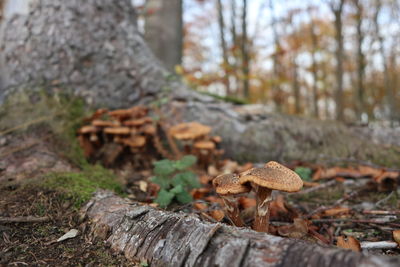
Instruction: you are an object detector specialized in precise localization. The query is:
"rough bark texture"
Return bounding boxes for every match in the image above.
[1,0,400,166]
[144,0,183,72]
[82,190,400,267]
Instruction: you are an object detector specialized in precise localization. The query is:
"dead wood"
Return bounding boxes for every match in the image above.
[81,190,400,267]
[0,216,50,223]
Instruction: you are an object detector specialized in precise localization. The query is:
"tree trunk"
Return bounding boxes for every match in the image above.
[144,0,183,72]
[331,0,345,121]
[1,0,400,167]
[310,19,319,119]
[373,0,395,124]
[217,0,231,95]
[82,190,400,267]
[353,0,366,121]
[241,0,249,99]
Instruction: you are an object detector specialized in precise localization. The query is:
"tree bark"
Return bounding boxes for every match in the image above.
[81,190,400,267]
[353,0,366,121]
[310,18,319,119]
[331,0,345,121]
[241,0,249,99]
[144,0,183,72]
[1,0,400,167]
[217,0,231,95]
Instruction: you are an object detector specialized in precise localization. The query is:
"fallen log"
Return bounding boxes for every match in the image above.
[81,190,400,267]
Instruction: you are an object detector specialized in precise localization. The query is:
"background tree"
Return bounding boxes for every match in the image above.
[145,0,183,72]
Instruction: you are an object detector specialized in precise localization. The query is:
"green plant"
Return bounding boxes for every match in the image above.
[295,167,312,181]
[151,155,200,208]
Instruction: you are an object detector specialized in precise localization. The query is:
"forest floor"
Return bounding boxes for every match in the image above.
[0,98,399,266]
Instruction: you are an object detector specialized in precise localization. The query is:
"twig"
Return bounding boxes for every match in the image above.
[360,241,398,250]
[311,218,400,227]
[295,180,336,195]
[375,191,394,208]
[362,210,400,215]
[0,216,50,223]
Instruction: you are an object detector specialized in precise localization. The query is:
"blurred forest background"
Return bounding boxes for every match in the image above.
[134,0,399,124]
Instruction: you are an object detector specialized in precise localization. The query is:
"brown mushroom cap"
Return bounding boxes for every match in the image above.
[239,167,303,192]
[92,120,119,127]
[169,122,211,140]
[194,140,216,150]
[123,117,153,127]
[78,125,98,134]
[104,127,131,135]
[213,174,251,195]
[141,124,156,135]
[122,136,146,147]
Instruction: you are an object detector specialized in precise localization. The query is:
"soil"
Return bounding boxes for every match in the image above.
[0,131,132,267]
[0,186,131,267]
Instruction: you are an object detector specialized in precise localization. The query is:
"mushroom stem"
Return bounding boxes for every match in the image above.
[222,196,245,227]
[253,186,272,232]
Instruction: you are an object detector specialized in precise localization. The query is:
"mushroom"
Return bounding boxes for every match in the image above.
[193,140,216,169]
[239,163,303,232]
[78,125,99,142]
[92,119,119,127]
[212,173,251,227]
[104,126,130,143]
[169,122,211,141]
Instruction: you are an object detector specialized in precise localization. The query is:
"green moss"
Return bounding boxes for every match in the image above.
[199,91,249,105]
[41,165,125,208]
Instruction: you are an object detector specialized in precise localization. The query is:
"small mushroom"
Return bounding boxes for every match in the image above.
[92,120,119,127]
[213,173,251,227]
[104,126,130,143]
[123,117,153,127]
[239,163,303,232]
[169,122,211,140]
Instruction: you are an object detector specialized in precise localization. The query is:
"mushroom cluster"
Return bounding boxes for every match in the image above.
[168,122,224,169]
[213,161,303,232]
[77,107,223,170]
[77,106,156,166]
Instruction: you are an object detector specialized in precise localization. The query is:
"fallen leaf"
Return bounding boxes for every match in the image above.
[238,197,256,209]
[193,202,208,211]
[278,218,308,239]
[207,165,219,177]
[200,174,213,185]
[337,236,361,252]
[323,207,351,217]
[57,229,79,242]
[209,210,225,221]
[139,181,148,192]
[393,230,400,246]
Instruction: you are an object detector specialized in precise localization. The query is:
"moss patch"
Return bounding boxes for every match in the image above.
[41,165,125,209]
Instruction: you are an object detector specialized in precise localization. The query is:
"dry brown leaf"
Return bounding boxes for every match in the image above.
[209,210,225,221]
[358,165,384,177]
[270,195,289,218]
[238,197,256,209]
[323,207,351,217]
[393,230,400,246]
[191,188,210,200]
[207,165,219,177]
[193,202,208,211]
[314,167,363,180]
[337,236,361,252]
[200,174,213,185]
[278,218,309,239]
